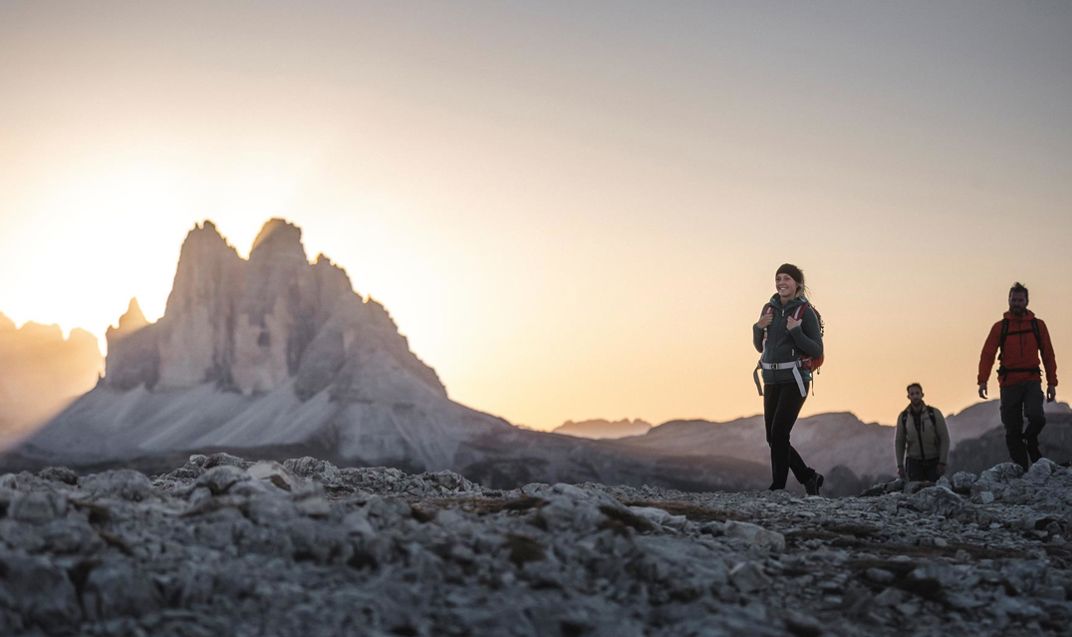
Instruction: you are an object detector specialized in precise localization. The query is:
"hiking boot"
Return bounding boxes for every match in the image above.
[805,472,824,496]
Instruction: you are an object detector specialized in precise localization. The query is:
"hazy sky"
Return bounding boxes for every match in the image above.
[2,1,1070,429]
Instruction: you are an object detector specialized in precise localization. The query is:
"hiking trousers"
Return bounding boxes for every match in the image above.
[905,457,941,482]
[1000,380,1046,470]
[763,382,817,490]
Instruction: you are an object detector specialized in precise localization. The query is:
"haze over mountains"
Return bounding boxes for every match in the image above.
[0,315,102,446]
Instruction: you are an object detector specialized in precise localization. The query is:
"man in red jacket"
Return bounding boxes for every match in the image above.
[978,282,1058,470]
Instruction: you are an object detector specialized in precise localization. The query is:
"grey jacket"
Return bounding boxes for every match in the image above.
[752,295,824,385]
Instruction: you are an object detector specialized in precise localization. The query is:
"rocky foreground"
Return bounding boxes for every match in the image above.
[1,456,1071,637]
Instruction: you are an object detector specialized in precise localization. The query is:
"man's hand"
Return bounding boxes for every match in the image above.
[937,463,947,477]
[978,383,988,400]
[1047,386,1057,403]
[897,466,905,480]
[756,309,774,330]
[786,315,802,331]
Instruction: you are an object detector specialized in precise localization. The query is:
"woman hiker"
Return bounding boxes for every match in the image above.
[752,263,825,495]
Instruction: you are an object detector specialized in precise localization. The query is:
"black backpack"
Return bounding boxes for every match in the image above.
[899,406,939,461]
[997,318,1043,379]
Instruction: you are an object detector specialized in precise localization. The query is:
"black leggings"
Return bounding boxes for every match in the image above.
[764,382,817,489]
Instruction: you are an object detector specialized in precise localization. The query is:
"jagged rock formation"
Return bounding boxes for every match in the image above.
[0,454,1069,636]
[15,219,507,473]
[8,219,770,493]
[100,219,445,399]
[0,315,103,447]
[552,418,653,439]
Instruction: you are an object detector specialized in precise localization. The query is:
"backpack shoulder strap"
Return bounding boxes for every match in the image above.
[1031,319,1043,354]
[926,406,940,458]
[799,302,825,336]
[998,318,1010,360]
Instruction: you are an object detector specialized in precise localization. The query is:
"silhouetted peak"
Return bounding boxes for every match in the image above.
[176,220,240,262]
[189,219,227,243]
[163,221,244,322]
[249,218,306,263]
[116,298,149,332]
[313,253,355,298]
[17,322,63,341]
[0,312,14,331]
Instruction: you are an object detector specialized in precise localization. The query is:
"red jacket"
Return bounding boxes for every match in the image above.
[978,310,1058,388]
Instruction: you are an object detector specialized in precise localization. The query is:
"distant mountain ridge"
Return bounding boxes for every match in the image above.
[0,314,102,446]
[582,400,1070,495]
[552,418,652,439]
[614,412,892,485]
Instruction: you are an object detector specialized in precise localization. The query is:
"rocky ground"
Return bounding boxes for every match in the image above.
[1,455,1071,636]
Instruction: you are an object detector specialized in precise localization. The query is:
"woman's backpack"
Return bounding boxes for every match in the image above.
[754,301,825,396]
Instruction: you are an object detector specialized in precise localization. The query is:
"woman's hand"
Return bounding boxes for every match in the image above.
[786,315,802,331]
[756,309,774,330]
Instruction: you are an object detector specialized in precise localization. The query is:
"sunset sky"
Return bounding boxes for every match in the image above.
[2,2,1070,430]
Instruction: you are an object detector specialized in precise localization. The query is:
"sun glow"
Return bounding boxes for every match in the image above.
[1,155,319,351]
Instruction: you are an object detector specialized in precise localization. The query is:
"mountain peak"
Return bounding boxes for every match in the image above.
[250,218,306,260]
[0,312,13,331]
[186,219,231,247]
[115,298,148,332]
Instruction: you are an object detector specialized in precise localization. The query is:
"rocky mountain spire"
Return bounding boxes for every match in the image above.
[100,218,445,400]
[112,298,148,334]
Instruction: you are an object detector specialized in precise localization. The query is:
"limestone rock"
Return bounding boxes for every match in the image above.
[723,521,786,552]
[0,456,1069,635]
[730,561,771,592]
[0,553,82,631]
[951,471,976,494]
[8,489,67,524]
[37,465,78,485]
[81,470,154,501]
[1025,458,1058,484]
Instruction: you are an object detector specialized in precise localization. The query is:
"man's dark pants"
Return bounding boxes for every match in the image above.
[1000,380,1046,470]
[905,458,941,482]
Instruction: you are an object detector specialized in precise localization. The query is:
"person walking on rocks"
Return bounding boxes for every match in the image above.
[752,263,825,495]
[978,282,1059,470]
[895,383,950,482]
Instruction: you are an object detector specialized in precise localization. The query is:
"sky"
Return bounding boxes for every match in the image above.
[1,1,1070,430]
